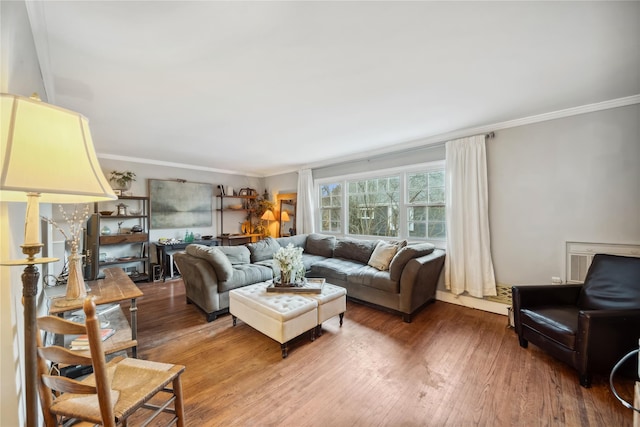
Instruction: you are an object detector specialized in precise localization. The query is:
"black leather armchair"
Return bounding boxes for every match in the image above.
[512,254,640,387]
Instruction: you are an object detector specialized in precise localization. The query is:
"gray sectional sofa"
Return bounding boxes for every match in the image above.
[173,233,445,323]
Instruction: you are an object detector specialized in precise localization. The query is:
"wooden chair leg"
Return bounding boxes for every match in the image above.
[173,375,185,427]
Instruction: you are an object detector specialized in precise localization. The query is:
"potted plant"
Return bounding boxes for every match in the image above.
[109,171,136,191]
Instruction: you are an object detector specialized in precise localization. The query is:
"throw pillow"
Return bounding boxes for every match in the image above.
[246,237,280,263]
[368,240,404,271]
[185,244,233,282]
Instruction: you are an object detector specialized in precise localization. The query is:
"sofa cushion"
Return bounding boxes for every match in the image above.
[246,237,280,263]
[305,233,336,258]
[520,306,579,349]
[334,238,378,264]
[185,244,233,282]
[388,243,435,282]
[276,235,307,250]
[301,253,326,272]
[218,264,274,293]
[218,245,250,265]
[309,258,363,283]
[368,240,407,271]
[348,265,399,293]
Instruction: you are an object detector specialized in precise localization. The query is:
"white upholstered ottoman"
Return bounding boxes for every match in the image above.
[229,282,318,358]
[305,283,347,336]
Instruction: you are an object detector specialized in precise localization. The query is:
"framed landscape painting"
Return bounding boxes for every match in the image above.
[149,179,213,229]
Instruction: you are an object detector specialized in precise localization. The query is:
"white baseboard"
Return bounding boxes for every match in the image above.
[435,290,509,316]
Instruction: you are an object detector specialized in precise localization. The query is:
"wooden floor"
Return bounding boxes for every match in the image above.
[121,279,636,427]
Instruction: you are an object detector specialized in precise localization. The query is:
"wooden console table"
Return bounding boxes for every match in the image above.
[218,233,262,246]
[46,267,143,358]
[155,239,220,280]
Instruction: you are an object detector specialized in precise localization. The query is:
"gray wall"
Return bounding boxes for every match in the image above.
[488,104,640,284]
[310,104,640,287]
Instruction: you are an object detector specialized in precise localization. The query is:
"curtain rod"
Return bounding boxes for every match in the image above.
[312,131,496,172]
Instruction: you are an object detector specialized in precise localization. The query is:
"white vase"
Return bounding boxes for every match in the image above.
[280,268,293,285]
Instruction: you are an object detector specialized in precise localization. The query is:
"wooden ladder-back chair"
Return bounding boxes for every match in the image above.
[37,297,186,426]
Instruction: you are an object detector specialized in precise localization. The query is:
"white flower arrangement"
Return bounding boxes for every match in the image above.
[41,204,90,254]
[273,243,305,284]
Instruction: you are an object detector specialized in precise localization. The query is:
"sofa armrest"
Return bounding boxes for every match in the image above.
[398,249,445,320]
[174,252,223,314]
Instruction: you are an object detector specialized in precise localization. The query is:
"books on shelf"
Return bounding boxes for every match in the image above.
[69,328,115,350]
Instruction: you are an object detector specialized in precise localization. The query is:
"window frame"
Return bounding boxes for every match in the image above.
[315,160,445,244]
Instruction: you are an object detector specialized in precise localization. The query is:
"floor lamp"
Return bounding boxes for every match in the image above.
[0,93,117,427]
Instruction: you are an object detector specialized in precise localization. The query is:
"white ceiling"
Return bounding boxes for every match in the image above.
[29,1,640,177]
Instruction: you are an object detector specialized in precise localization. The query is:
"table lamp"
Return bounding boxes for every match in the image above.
[0,93,117,426]
[261,209,276,237]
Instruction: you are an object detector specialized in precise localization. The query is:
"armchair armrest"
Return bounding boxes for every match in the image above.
[577,309,640,375]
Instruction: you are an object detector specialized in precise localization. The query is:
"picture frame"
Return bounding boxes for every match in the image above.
[149,179,213,229]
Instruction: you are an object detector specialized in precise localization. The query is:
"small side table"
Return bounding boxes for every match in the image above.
[46,267,143,358]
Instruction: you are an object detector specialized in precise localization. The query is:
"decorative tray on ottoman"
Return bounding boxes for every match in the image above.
[266,278,325,294]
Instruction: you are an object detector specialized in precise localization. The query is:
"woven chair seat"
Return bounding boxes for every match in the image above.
[50,358,185,423]
[37,297,186,427]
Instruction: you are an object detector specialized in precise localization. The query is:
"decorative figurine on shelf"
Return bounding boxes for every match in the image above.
[117,221,124,234]
[117,203,128,216]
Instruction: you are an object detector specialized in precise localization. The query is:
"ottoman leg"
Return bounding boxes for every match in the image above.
[232,315,237,326]
[281,343,288,358]
[316,324,323,337]
[339,312,344,327]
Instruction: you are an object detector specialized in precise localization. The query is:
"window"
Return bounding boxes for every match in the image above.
[319,183,342,232]
[348,176,399,237]
[407,171,445,239]
[317,162,445,241]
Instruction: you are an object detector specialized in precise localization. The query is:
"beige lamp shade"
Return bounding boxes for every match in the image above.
[281,211,290,222]
[261,209,276,221]
[0,93,117,203]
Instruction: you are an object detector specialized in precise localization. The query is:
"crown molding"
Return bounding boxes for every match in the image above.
[96,153,264,178]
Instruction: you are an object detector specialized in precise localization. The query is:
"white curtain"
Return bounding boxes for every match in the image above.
[296,168,315,234]
[445,135,497,297]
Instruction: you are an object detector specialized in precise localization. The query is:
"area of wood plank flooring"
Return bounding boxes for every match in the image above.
[122,279,635,426]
